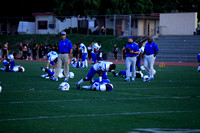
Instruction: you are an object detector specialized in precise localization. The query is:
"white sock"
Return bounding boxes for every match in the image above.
[85,60,88,67]
[82,85,92,90]
[78,79,84,85]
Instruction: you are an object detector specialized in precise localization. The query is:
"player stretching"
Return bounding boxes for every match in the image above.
[197,53,200,72]
[2,53,17,72]
[82,79,113,91]
[91,41,102,64]
[46,51,58,72]
[79,43,88,68]
[76,61,116,89]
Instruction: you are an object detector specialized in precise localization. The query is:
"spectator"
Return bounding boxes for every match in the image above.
[38,43,43,59]
[2,41,9,58]
[87,45,92,60]
[114,44,118,61]
[55,43,59,53]
[45,44,52,55]
[18,43,23,58]
[101,26,106,35]
[26,43,32,60]
[122,44,126,61]
[43,44,46,60]
[95,24,100,35]
[21,44,28,59]
[73,44,78,59]
[32,44,38,60]
[0,45,2,61]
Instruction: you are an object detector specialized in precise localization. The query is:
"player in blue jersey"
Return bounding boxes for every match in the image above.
[143,38,159,79]
[124,36,139,82]
[79,43,88,68]
[81,79,113,91]
[76,61,116,89]
[197,53,200,72]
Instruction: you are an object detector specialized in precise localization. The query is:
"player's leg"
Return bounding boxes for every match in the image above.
[136,56,141,71]
[125,57,131,81]
[144,55,150,76]
[63,54,69,80]
[92,53,97,64]
[77,66,97,89]
[149,55,155,79]
[10,61,15,69]
[131,57,136,81]
[52,55,62,81]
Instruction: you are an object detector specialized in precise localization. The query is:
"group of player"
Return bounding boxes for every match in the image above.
[1,37,200,92]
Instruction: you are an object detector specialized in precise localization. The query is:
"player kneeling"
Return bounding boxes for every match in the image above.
[71,58,83,68]
[76,61,116,89]
[82,79,113,91]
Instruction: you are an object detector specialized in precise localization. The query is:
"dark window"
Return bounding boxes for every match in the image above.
[38,21,47,29]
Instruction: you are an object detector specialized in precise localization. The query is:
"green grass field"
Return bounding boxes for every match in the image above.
[0,61,200,133]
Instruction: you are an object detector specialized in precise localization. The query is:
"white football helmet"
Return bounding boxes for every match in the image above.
[59,82,70,91]
[143,75,150,82]
[69,72,74,78]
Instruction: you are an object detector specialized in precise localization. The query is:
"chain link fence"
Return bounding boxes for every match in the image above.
[0,14,159,37]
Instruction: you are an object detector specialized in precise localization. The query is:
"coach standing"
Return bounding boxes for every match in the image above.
[124,36,139,82]
[143,38,159,79]
[51,31,73,81]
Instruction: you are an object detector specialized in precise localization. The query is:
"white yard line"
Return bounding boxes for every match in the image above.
[0,110,198,122]
[129,128,200,133]
[0,96,199,104]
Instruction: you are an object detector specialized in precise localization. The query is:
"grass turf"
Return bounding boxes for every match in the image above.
[0,61,200,133]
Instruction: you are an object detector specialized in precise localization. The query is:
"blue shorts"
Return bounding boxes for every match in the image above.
[47,69,54,77]
[197,54,200,63]
[86,66,107,80]
[92,53,97,63]
[10,61,15,69]
[136,56,141,68]
[50,61,55,66]
[119,71,126,76]
[82,53,87,61]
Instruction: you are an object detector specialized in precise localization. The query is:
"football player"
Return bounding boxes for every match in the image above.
[91,41,102,64]
[197,53,200,72]
[0,65,25,72]
[46,51,58,72]
[76,61,116,89]
[41,67,74,79]
[82,79,113,91]
[2,53,17,72]
[71,58,83,68]
[79,43,88,68]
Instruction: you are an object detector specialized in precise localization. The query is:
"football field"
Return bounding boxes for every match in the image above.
[0,61,200,133]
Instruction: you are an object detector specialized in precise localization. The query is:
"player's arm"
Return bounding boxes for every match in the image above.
[99,70,103,82]
[94,48,98,53]
[46,61,50,69]
[154,51,158,57]
[69,49,73,59]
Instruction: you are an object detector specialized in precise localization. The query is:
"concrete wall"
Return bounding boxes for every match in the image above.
[159,12,197,35]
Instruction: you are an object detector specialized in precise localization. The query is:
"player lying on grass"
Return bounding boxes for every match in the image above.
[197,53,200,72]
[82,79,113,91]
[40,67,74,79]
[116,69,144,78]
[0,65,25,72]
[76,61,116,90]
[46,51,58,71]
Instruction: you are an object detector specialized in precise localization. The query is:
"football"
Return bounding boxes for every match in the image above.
[143,75,150,82]
[69,72,74,78]
[59,82,70,91]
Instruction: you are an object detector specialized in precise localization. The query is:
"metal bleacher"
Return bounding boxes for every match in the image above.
[154,35,200,62]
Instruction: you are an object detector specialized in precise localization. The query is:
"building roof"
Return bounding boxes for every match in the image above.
[32,12,55,16]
